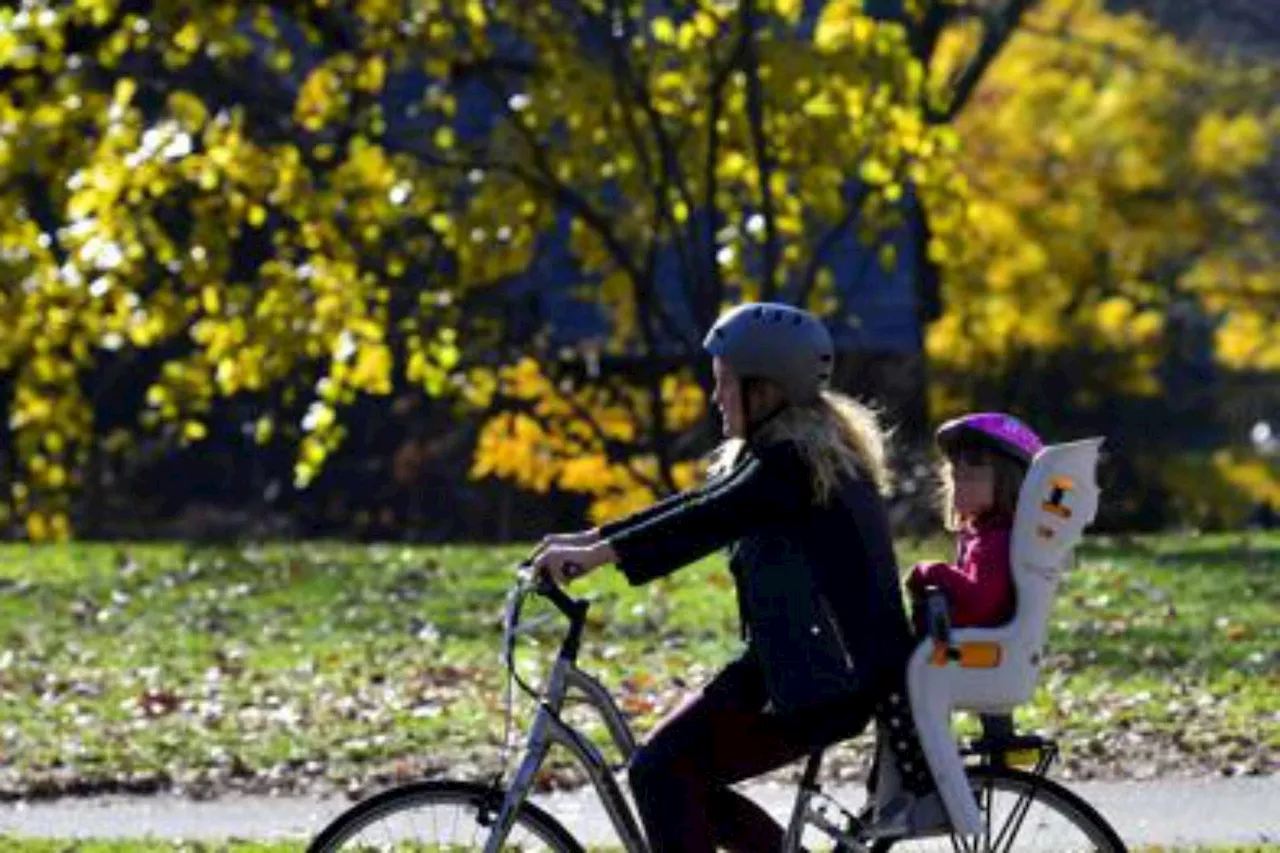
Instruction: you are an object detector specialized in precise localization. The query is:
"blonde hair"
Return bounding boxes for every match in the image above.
[709,389,893,503]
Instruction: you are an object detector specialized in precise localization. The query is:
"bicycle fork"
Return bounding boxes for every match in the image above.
[483,686,559,853]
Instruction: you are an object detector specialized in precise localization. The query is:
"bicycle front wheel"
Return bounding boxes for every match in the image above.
[307,779,585,853]
[872,766,1126,853]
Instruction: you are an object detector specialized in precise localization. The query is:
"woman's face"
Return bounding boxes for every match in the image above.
[951,456,997,519]
[712,357,746,439]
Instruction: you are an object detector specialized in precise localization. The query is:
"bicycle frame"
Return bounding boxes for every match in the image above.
[485,651,650,853]
[484,578,652,853]
[487,578,853,853]
[482,578,1083,853]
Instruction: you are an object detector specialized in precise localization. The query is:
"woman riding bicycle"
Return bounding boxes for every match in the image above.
[532,302,933,853]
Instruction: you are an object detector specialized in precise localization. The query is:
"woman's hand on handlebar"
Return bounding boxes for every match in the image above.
[530,539,617,586]
[532,528,601,559]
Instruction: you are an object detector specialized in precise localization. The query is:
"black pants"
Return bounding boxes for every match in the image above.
[628,656,926,853]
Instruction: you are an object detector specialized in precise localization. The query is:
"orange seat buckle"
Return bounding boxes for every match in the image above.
[958,642,1002,667]
[931,641,1003,668]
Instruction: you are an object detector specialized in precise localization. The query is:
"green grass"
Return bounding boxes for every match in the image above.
[0,534,1275,798]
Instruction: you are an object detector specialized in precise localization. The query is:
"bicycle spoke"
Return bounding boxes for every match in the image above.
[864,768,1123,853]
[980,777,995,853]
[993,778,1042,853]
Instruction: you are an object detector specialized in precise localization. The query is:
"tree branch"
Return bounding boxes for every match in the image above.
[553,380,668,495]
[597,0,700,324]
[911,0,956,66]
[20,173,69,269]
[794,182,871,309]
[932,0,1037,123]
[741,0,781,300]
[593,3,701,231]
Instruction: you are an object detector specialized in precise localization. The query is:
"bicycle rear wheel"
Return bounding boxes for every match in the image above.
[307,779,585,853]
[871,766,1126,853]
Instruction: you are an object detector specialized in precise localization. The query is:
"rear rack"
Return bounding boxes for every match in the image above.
[963,732,1059,775]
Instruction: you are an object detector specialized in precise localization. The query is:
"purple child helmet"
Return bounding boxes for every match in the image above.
[936,412,1043,465]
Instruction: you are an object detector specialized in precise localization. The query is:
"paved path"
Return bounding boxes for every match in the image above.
[2,776,1277,847]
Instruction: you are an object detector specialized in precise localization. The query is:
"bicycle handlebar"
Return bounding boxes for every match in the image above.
[505,562,592,670]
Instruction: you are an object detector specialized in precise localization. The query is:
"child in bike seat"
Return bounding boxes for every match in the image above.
[859,413,1042,836]
[907,412,1043,742]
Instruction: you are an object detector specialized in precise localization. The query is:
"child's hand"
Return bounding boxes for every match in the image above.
[905,561,948,593]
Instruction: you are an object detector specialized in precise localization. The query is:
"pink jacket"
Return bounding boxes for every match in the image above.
[907,514,1015,628]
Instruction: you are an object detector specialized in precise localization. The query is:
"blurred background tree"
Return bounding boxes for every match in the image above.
[927,0,1280,528]
[1,2,474,537]
[0,0,1275,540]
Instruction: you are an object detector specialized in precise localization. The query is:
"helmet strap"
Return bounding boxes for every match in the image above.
[742,378,788,440]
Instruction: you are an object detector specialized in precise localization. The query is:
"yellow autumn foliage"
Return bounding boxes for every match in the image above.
[470,358,707,524]
[927,0,1278,418]
[2,0,1273,535]
[460,0,982,518]
[0,2,472,534]
[1158,451,1280,528]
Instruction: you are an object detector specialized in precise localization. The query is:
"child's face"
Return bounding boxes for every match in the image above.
[951,456,996,519]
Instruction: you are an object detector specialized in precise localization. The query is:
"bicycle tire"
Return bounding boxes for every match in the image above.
[307,778,586,853]
[870,765,1127,853]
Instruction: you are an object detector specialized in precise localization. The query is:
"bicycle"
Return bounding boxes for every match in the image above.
[308,570,1127,852]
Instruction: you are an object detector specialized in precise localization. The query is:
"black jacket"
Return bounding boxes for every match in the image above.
[601,439,915,713]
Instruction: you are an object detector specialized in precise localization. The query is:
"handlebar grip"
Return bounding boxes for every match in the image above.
[534,576,589,660]
[509,560,590,664]
[536,576,582,615]
[518,558,587,620]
